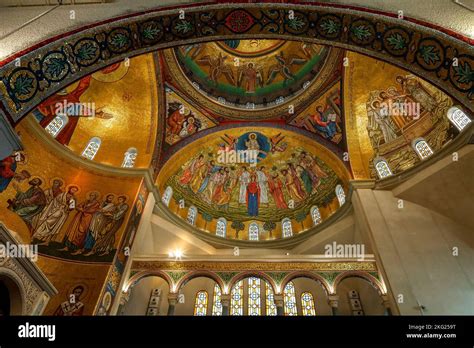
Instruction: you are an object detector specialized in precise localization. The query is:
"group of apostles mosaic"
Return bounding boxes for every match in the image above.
[0,154,128,258]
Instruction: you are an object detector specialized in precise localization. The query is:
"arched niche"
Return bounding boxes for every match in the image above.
[336,276,385,315]
[0,273,25,315]
[121,275,170,316]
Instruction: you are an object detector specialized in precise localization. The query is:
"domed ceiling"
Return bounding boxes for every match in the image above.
[173,40,331,110]
[23,38,463,243]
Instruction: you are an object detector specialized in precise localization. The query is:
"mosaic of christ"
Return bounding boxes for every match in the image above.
[165,129,341,222]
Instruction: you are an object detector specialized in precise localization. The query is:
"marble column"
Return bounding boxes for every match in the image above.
[274,294,284,316]
[221,294,231,316]
[167,293,178,316]
[328,295,339,316]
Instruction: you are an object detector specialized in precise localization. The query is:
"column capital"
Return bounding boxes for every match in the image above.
[328,295,339,308]
[221,294,231,306]
[168,293,178,306]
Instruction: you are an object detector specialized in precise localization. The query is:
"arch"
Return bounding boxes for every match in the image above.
[0,269,27,315]
[122,147,138,168]
[281,218,293,238]
[412,137,434,160]
[124,270,172,294]
[228,271,277,296]
[175,271,224,294]
[281,271,331,296]
[45,114,68,138]
[1,3,472,125]
[447,106,471,131]
[310,206,322,226]
[333,271,385,296]
[215,217,227,238]
[161,186,173,207]
[81,137,101,160]
[373,157,393,179]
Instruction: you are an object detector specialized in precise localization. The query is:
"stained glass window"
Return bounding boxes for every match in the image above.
[81,137,101,160]
[265,282,277,316]
[374,158,392,179]
[336,184,345,206]
[310,206,322,226]
[231,280,243,316]
[187,206,197,225]
[283,281,297,316]
[122,147,138,168]
[193,290,208,316]
[249,222,259,241]
[216,218,227,238]
[162,186,173,206]
[447,106,471,131]
[282,218,293,238]
[413,138,433,159]
[301,292,316,316]
[211,284,222,316]
[45,114,68,137]
[248,277,261,316]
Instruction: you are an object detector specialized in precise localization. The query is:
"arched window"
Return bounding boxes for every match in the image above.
[248,277,261,316]
[211,284,222,316]
[81,137,101,160]
[310,206,322,226]
[283,281,297,316]
[282,218,293,238]
[216,218,227,238]
[230,280,243,316]
[301,292,316,316]
[374,157,393,179]
[412,138,433,160]
[248,222,259,241]
[447,106,471,131]
[45,114,68,138]
[193,290,208,316]
[335,184,345,206]
[122,147,138,168]
[265,282,277,316]
[187,206,197,226]
[161,186,173,206]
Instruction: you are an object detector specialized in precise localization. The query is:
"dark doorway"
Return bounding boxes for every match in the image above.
[0,280,11,316]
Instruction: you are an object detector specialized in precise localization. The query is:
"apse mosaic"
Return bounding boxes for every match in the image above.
[343,52,461,179]
[0,124,142,263]
[30,54,158,168]
[174,40,330,109]
[159,128,349,239]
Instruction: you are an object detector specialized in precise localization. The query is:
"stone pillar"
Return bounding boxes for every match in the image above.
[221,294,231,316]
[167,293,178,316]
[328,295,339,316]
[274,294,284,316]
[381,295,392,316]
[352,186,474,314]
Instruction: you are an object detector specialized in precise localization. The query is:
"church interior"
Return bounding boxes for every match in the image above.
[0,0,473,320]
